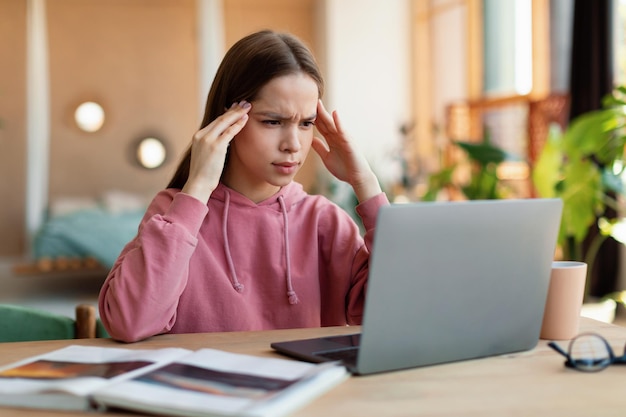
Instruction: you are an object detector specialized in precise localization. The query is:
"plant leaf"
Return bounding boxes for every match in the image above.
[421,166,456,201]
[564,109,620,160]
[454,141,515,166]
[559,159,603,243]
[532,124,563,198]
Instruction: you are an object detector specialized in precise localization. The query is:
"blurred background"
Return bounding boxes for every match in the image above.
[1,0,625,319]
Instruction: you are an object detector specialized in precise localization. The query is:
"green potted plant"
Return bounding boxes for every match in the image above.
[422,132,519,201]
[532,85,626,310]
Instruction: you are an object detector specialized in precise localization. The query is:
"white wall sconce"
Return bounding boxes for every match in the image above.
[136,137,167,169]
[74,101,105,132]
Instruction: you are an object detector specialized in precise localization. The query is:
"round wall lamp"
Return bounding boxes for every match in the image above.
[136,136,167,169]
[74,101,105,132]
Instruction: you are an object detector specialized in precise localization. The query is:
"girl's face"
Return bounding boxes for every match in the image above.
[222,72,319,203]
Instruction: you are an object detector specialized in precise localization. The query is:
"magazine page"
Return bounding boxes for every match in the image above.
[93,348,348,417]
[0,345,191,398]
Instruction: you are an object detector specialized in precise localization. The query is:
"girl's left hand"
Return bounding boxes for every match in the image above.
[312,100,382,202]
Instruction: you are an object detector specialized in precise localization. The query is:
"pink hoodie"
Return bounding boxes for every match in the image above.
[98,182,389,342]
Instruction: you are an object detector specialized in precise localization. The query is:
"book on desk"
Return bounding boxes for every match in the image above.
[0,345,348,417]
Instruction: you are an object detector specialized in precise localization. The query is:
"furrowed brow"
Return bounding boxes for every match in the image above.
[255,111,317,121]
[255,111,285,119]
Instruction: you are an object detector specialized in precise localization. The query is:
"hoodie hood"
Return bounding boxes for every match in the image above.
[211,182,308,305]
[210,181,308,210]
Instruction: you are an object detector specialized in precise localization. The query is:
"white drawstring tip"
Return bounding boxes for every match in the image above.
[287,290,299,305]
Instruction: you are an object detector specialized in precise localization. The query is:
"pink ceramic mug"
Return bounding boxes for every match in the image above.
[540,261,587,340]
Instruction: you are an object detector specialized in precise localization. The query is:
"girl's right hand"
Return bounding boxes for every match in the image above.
[182,101,251,203]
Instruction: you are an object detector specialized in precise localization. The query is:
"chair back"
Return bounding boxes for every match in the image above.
[0,303,100,342]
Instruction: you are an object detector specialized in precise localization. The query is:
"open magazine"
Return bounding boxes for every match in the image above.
[0,345,348,417]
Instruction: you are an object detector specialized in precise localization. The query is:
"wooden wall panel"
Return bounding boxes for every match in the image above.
[0,0,27,256]
[46,0,198,201]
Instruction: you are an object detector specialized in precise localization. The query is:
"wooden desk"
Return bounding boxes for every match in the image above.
[0,317,624,417]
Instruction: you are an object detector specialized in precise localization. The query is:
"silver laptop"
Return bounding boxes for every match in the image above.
[271,198,563,375]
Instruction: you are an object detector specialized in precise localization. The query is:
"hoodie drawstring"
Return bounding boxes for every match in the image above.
[222,191,244,293]
[221,191,298,304]
[278,196,299,304]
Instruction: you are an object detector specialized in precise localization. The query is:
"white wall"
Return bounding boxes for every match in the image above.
[317,0,412,190]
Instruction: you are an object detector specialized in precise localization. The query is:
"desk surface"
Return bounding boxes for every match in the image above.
[0,317,624,417]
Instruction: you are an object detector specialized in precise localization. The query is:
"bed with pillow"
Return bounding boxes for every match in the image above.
[14,191,147,275]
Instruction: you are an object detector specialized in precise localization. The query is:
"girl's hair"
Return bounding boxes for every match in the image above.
[167,30,324,189]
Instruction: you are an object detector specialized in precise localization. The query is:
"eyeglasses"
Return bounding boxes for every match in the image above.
[548,332,626,372]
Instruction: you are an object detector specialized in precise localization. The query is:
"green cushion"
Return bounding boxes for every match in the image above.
[0,304,75,342]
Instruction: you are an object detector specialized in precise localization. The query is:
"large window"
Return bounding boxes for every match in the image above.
[483,0,533,96]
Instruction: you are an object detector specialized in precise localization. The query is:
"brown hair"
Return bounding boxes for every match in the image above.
[167,30,324,189]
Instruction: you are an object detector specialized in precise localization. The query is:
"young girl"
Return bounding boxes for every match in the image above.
[98,30,389,342]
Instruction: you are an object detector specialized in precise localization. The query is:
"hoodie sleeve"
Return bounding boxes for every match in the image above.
[345,192,389,324]
[317,192,389,326]
[98,191,208,342]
